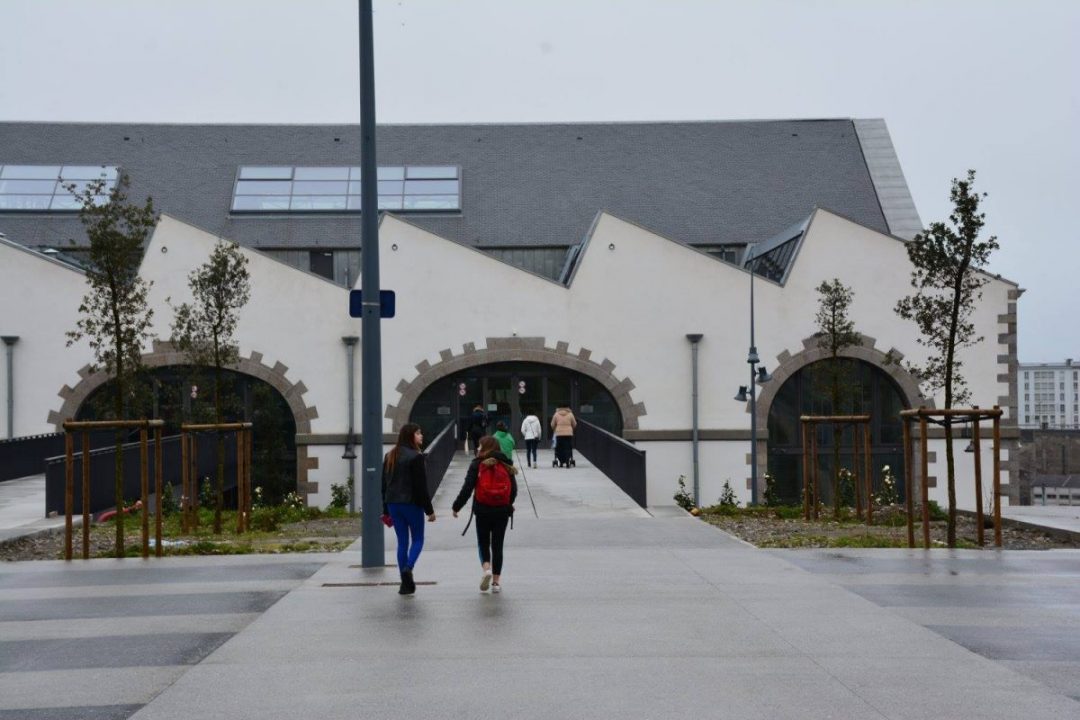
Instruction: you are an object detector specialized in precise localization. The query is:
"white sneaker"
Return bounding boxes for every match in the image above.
[480,570,492,592]
[492,583,502,594]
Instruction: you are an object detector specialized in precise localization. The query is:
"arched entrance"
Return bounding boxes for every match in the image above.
[410,361,624,442]
[76,365,297,504]
[385,337,646,435]
[50,341,320,500]
[766,358,909,504]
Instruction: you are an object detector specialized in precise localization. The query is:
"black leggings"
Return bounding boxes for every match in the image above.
[474,513,510,575]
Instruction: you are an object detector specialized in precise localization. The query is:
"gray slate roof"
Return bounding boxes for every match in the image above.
[0,119,894,251]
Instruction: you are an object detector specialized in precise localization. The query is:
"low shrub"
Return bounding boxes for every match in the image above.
[329,478,353,509]
[673,475,695,511]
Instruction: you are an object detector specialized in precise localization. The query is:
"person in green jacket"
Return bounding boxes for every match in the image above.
[493,421,515,463]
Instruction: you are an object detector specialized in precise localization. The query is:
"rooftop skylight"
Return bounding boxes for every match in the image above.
[0,165,119,211]
[231,165,460,213]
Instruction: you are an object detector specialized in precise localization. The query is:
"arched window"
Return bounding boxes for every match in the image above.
[766,359,907,504]
[77,365,297,504]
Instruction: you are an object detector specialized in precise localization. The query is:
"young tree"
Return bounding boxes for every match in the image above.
[65,173,158,557]
[813,279,861,516]
[895,170,999,547]
[171,241,251,533]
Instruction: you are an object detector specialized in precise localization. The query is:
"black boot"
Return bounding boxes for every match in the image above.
[400,568,416,595]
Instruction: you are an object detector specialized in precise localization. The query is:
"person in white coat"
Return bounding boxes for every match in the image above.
[520,409,543,469]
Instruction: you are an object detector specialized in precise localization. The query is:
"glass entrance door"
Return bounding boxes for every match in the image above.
[412,362,624,447]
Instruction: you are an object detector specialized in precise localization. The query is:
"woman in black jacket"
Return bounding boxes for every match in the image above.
[453,435,518,593]
[381,423,436,595]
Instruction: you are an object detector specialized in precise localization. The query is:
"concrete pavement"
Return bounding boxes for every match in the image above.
[0,450,1078,719]
[0,474,70,543]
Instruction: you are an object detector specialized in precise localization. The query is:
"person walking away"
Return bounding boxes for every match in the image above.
[453,436,518,593]
[520,410,542,468]
[493,421,515,462]
[381,423,436,594]
[551,406,577,468]
[467,405,488,456]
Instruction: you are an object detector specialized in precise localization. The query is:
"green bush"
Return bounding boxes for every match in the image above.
[249,507,281,532]
[719,479,739,508]
[160,482,178,516]
[330,478,353,509]
[673,475,695,511]
[771,505,805,520]
[198,477,214,508]
[926,500,947,521]
[837,468,855,507]
[763,472,780,507]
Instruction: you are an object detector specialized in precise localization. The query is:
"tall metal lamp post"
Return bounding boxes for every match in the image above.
[734,248,771,505]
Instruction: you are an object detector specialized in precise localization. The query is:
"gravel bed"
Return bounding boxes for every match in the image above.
[1,517,359,561]
[701,509,1078,550]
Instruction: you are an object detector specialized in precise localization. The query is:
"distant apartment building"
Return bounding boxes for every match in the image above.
[1020,359,1080,428]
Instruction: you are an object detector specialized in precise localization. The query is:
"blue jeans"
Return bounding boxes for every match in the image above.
[387,503,426,571]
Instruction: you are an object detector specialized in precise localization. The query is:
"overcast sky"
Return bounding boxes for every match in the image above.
[1,0,1076,362]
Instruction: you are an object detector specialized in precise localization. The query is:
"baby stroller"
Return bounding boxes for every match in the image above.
[552,435,576,468]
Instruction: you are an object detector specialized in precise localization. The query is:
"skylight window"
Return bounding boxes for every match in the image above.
[232,166,460,213]
[0,165,119,211]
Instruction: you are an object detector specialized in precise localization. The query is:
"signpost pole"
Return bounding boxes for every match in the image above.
[358,0,384,568]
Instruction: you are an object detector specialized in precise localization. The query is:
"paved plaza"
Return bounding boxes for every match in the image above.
[1,450,1079,719]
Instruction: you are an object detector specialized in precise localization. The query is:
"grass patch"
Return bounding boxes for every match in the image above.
[86,506,361,558]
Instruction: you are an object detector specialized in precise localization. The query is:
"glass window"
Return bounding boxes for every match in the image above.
[231,164,459,213]
[292,180,348,195]
[403,179,459,195]
[402,195,459,210]
[235,180,292,195]
[238,166,293,180]
[309,251,335,280]
[232,195,290,211]
[0,195,53,210]
[1,165,61,179]
[0,179,57,194]
[294,167,349,181]
[50,195,86,210]
[290,195,347,211]
[1,164,118,212]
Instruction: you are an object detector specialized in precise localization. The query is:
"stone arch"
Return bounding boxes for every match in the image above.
[48,340,322,499]
[741,333,929,496]
[385,337,646,432]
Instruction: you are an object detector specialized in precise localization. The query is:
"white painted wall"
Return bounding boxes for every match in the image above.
[644,440,751,507]
[1,209,1016,510]
[0,239,91,437]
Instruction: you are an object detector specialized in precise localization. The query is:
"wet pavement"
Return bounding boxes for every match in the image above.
[0,450,1077,719]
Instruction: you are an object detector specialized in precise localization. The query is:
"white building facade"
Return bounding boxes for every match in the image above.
[0,119,1022,510]
[0,208,1020,510]
[1020,360,1080,429]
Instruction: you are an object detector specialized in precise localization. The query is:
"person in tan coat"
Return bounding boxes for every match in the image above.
[551,406,577,468]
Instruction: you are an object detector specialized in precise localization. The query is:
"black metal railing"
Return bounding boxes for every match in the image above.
[44,432,240,516]
[574,419,647,508]
[1,430,114,482]
[424,420,457,498]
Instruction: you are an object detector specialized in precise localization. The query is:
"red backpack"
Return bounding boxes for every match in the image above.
[475,460,512,506]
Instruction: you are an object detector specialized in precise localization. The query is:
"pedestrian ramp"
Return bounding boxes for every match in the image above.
[433,449,650,520]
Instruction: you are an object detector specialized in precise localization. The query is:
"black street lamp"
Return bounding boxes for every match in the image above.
[735,248,772,505]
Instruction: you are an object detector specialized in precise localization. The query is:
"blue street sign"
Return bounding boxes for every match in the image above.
[349,289,396,319]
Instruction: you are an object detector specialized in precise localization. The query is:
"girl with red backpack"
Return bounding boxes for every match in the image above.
[452,436,518,593]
